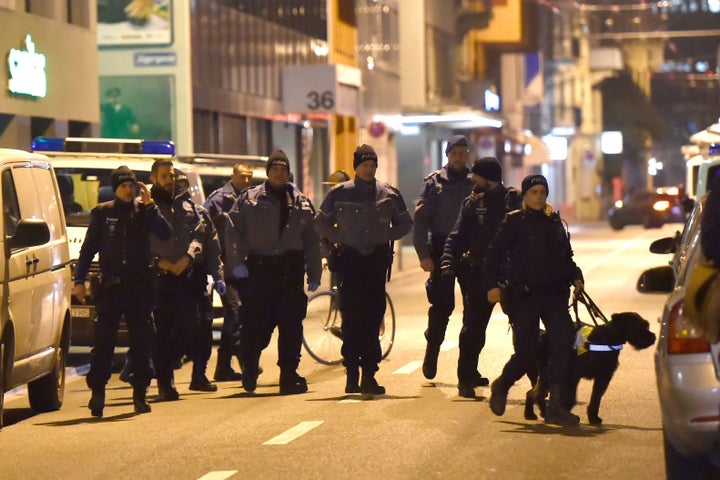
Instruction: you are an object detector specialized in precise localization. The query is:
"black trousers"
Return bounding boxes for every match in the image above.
[218,278,246,357]
[86,277,155,390]
[456,271,494,383]
[240,253,307,372]
[337,249,389,373]
[153,272,206,384]
[424,253,456,347]
[497,290,575,388]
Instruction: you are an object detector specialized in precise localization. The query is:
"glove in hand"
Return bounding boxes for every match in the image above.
[308,282,320,292]
[215,280,227,296]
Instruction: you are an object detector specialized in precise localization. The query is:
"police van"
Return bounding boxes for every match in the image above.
[176,153,268,194]
[0,148,72,429]
[30,137,204,347]
[692,143,720,199]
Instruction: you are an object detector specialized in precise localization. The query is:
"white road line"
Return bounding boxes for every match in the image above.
[263,421,324,445]
[339,398,362,404]
[393,360,423,374]
[440,340,458,351]
[197,472,238,480]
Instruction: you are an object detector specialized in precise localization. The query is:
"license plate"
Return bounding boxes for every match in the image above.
[71,307,91,318]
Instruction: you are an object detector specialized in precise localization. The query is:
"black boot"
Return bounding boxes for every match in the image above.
[422,340,441,380]
[214,350,243,381]
[489,377,511,416]
[473,371,490,387]
[360,368,385,395]
[133,386,151,414]
[545,385,580,426]
[157,378,179,401]
[189,375,218,392]
[279,370,308,395]
[241,356,259,393]
[345,366,360,394]
[88,387,105,418]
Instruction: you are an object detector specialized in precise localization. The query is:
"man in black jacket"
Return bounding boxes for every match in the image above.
[441,157,520,398]
[73,166,172,418]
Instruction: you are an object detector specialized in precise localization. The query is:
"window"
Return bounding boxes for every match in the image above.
[2,169,21,237]
[67,0,90,27]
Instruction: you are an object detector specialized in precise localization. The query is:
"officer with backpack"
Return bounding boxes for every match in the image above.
[440,157,521,398]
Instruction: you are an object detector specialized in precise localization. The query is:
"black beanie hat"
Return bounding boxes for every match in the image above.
[521,174,549,195]
[266,149,290,174]
[111,165,137,191]
[471,157,502,182]
[353,144,378,170]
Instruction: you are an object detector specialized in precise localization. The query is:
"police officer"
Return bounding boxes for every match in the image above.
[483,174,584,425]
[225,149,322,395]
[440,157,520,398]
[150,160,225,401]
[413,135,474,381]
[314,144,413,394]
[73,166,172,418]
[204,163,254,382]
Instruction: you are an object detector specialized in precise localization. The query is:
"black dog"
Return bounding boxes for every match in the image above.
[524,312,656,425]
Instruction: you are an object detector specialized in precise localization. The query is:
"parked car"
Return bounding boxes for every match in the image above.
[637,199,720,478]
[31,137,204,347]
[608,188,687,230]
[0,148,72,429]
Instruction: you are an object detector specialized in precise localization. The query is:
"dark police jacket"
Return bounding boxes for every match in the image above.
[74,197,172,284]
[413,166,473,259]
[441,184,520,271]
[225,181,322,284]
[314,178,413,256]
[482,207,583,295]
[204,180,240,222]
[151,185,223,283]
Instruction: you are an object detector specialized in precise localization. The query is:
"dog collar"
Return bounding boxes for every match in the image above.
[587,344,623,352]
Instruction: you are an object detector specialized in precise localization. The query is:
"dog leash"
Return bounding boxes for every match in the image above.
[571,290,609,328]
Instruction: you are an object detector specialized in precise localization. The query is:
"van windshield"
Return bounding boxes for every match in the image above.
[55,167,152,227]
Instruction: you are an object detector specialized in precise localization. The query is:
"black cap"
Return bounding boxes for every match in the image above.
[445,135,469,154]
[353,144,378,170]
[471,157,502,182]
[521,174,549,195]
[111,165,137,191]
[266,149,290,174]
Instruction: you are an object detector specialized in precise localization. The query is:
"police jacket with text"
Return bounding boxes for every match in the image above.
[482,207,583,294]
[151,184,223,282]
[441,184,519,269]
[74,197,172,284]
[225,181,322,284]
[314,178,413,256]
[413,166,473,259]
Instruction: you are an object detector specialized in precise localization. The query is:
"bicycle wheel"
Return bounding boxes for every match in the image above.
[303,291,344,365]
[380,292,396,360]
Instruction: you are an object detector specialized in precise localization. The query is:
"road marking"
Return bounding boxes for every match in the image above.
[393,360,423,374]
[339,398,362,403]
[440,341,458,351]
[197,472,238,480]
[263,421,324,445]
[578,232,651,273]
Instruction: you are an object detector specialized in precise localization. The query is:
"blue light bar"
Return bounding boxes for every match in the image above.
[710,143,720,156]
[30,137,175,155]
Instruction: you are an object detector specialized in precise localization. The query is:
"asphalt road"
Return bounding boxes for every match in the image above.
[0,222,679,480]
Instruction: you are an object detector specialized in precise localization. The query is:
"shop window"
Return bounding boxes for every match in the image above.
[66,0,90,27]
[25,0,54,18]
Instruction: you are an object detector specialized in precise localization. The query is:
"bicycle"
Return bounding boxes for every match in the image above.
[302,286,396,365]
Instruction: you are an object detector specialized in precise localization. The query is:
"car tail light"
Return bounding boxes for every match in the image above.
[653,200,671,212]
[667,298,711,354]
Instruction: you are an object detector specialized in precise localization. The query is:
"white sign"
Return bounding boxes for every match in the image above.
[7,34,47,98]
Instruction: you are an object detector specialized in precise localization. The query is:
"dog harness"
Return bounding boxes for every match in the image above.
[574,325,623,355]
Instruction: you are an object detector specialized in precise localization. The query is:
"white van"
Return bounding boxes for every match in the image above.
[176,153,268,195]
[0,149,72,429]
[30,137,204,347]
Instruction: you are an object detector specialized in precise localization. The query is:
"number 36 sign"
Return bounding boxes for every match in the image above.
[281,64,361,116]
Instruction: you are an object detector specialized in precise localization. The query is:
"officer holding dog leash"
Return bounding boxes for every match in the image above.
[483,174,584,426]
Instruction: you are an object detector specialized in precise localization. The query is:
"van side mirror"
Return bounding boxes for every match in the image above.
[637,265,675,293]
[7,219,50,250]
[649,235,678,254]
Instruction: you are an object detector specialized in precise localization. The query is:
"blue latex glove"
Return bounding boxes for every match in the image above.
[215,280,227,296]
[232,264,249,279]
[308,282,320,292]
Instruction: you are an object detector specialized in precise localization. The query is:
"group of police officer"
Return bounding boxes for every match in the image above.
[75,136,583,425]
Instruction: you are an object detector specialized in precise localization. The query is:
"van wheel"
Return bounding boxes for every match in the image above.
[0,341,5,430]
[27,343,66,412]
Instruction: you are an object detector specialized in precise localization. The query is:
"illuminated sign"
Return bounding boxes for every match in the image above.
[7,35,47,98]
[484,88,500,112]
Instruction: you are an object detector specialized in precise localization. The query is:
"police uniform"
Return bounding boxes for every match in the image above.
[75,167,172,417]
[483,175,583,424]
[314,144,413,394]
[151,182,224,399]
[441,171,520,396]
[225,153,321,395]
[413,137,473,379]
